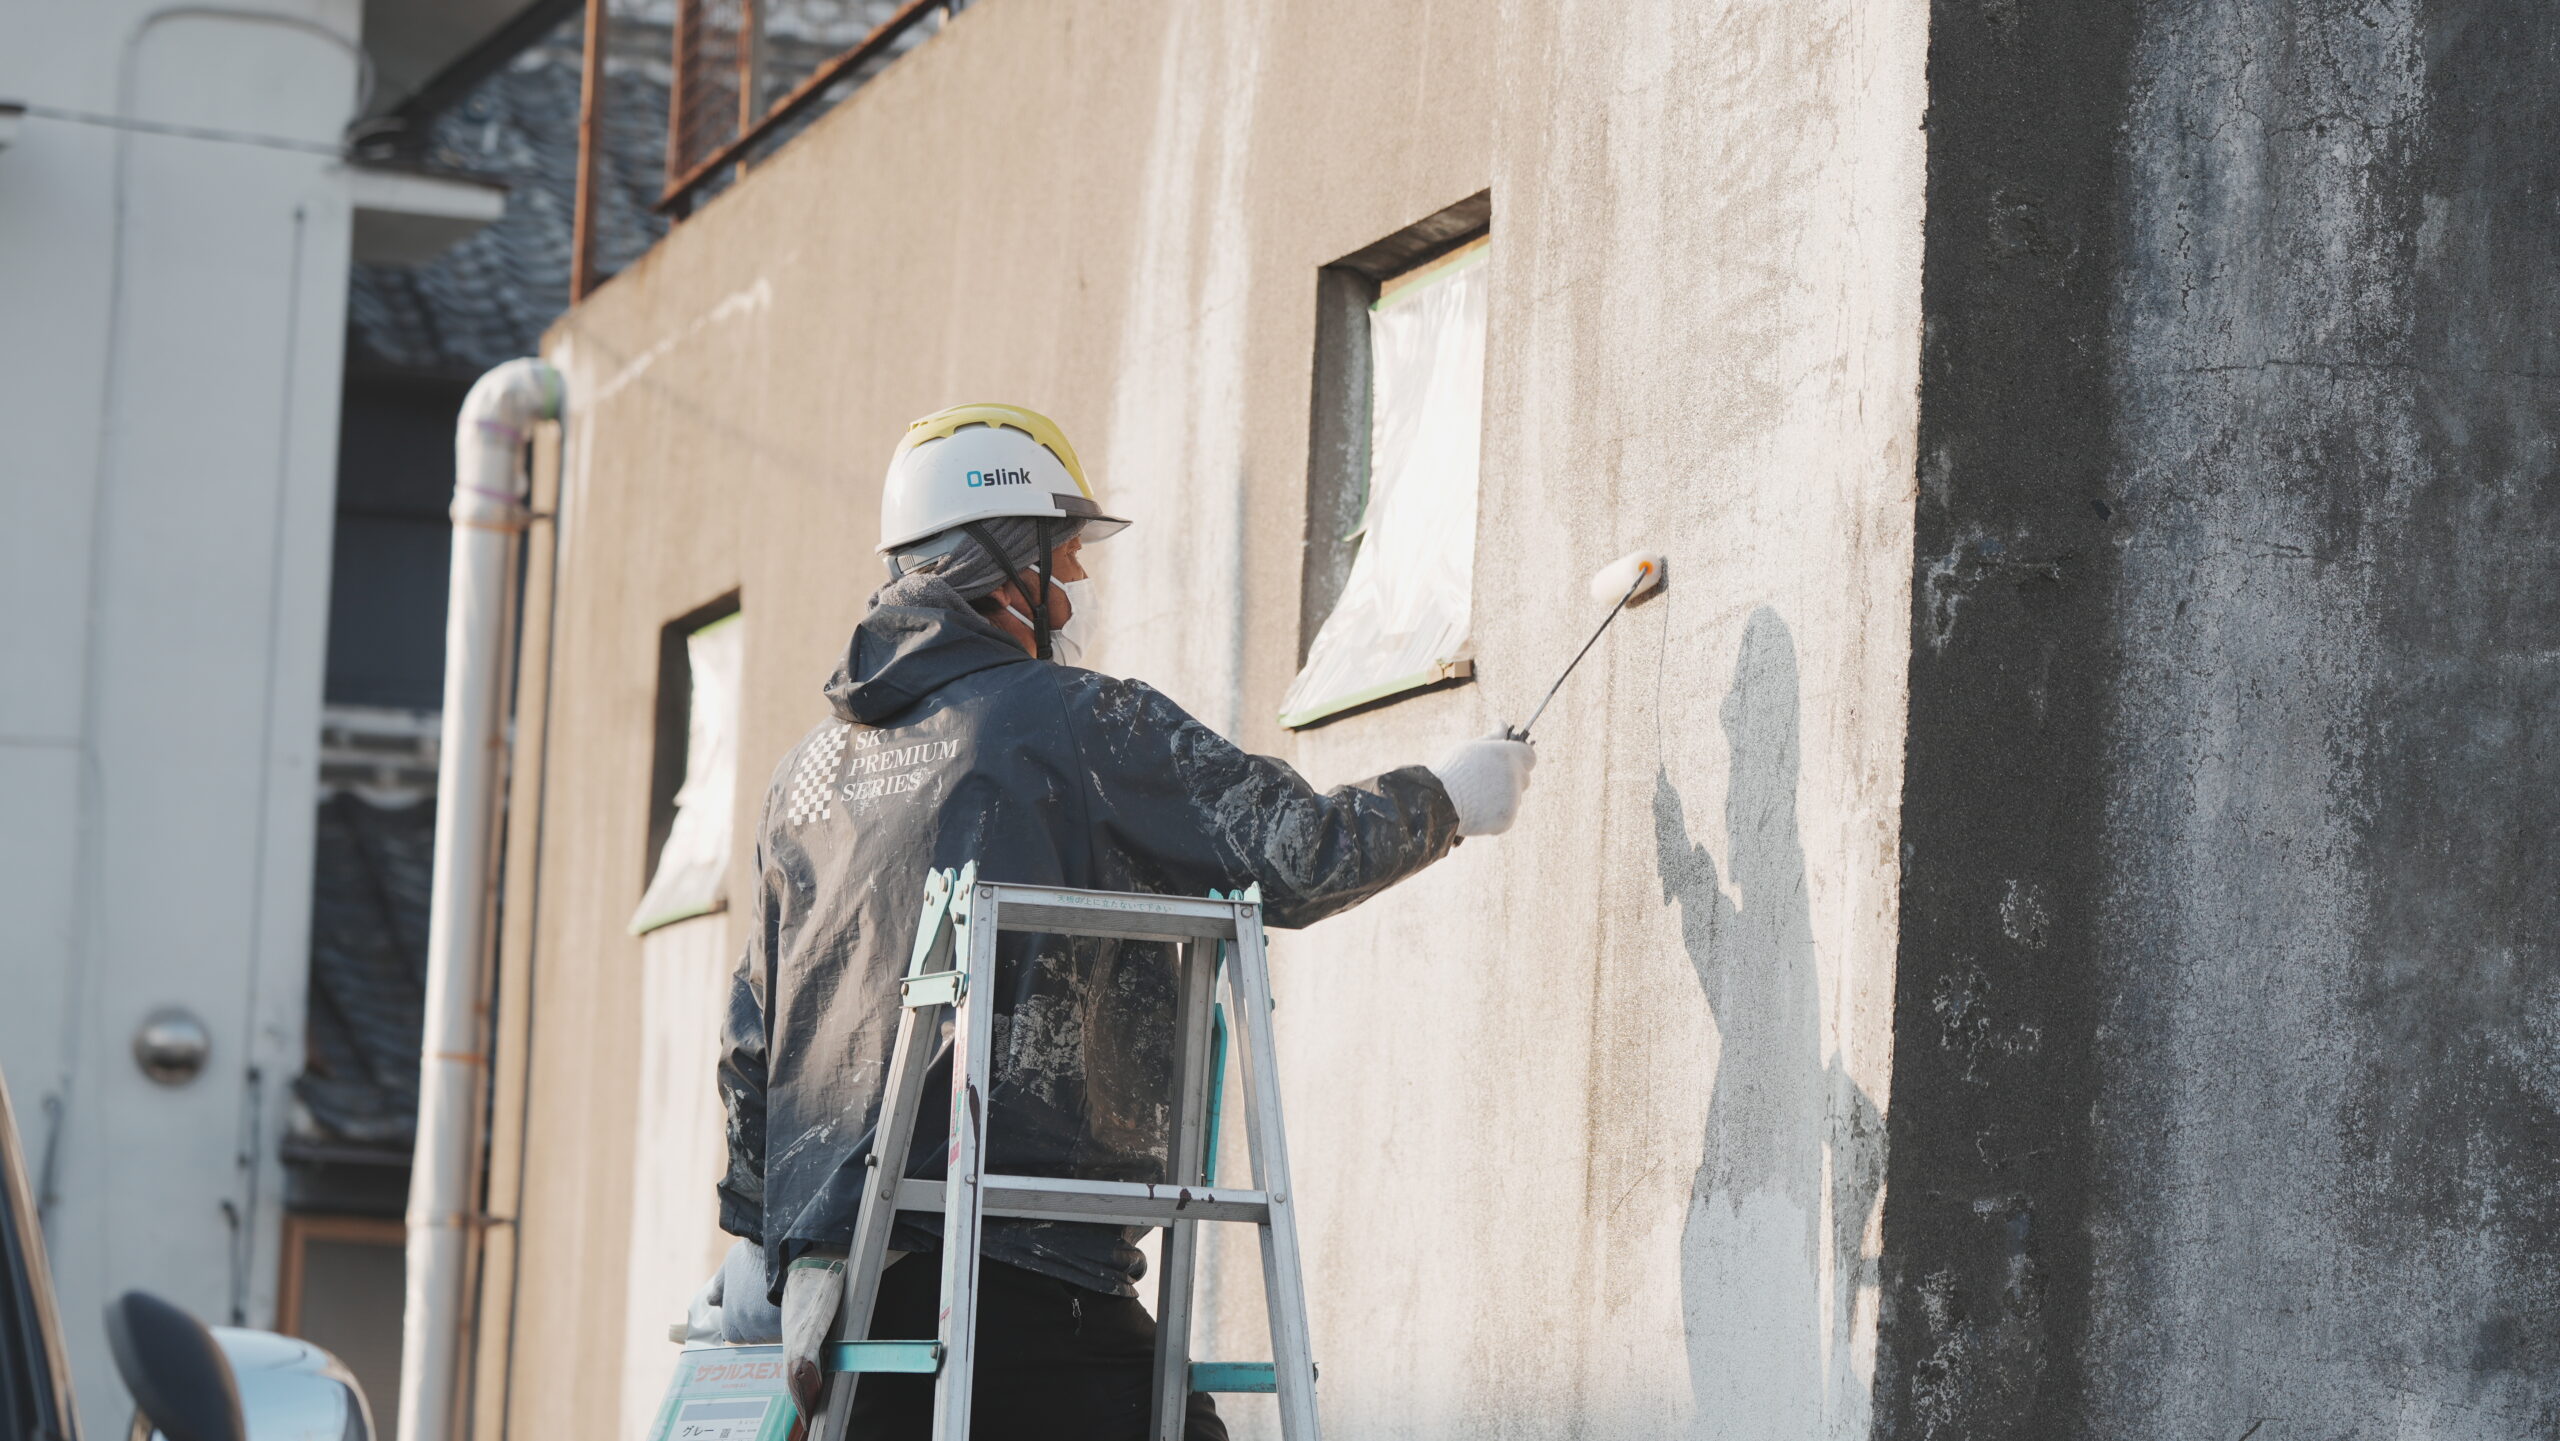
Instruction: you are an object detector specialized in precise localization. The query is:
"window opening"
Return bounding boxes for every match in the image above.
[1282,215,1490,729]
[632,602,744,934]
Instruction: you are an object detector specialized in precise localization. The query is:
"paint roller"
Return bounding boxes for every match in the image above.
[1503,551,1667,743]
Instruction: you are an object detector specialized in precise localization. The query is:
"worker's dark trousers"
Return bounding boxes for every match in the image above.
[849,1255,1229,1441]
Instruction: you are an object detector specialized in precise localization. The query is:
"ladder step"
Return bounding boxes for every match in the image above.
[987,883,1242,943]
[818,1346,1278,1390]
[824,1340,943,1374]
[899,970,964,1008]
[894,1176,1271,1226]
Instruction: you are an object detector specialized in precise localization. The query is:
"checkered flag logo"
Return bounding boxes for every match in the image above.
[785,724,851,826]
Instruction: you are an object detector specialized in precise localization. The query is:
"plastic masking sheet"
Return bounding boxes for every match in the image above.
[1279,249,1487,727]
[632,611,744,933]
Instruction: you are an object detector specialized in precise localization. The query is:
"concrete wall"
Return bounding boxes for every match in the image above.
[0,4,360,1433]
[486,0,1925,1436]
[1877,1,2560,1435]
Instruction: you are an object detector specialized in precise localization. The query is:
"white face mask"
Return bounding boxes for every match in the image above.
[1003,577,1096,664]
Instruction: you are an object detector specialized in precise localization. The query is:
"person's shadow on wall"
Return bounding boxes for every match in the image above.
[1653,607,1884,1437]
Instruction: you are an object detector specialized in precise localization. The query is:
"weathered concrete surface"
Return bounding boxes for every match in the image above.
[487,0,1925,1437]
[1878,1,2560,1434]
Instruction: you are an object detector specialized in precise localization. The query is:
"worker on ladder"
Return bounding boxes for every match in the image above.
[696,403,1535,1441]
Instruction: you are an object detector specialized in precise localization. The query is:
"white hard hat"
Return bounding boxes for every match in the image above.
[877,402,1130,554]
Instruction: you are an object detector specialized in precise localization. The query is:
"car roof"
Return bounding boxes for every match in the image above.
[205,1329,368,1441]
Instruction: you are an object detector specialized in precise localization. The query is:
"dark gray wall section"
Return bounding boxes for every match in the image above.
[1873,0,2139,1431]
[1879,1,2560,1435]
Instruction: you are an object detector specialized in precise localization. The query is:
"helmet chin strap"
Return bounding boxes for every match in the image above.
[962,518,1057,659]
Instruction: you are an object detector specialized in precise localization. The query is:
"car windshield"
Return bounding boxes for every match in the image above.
[0,1094,74,1441]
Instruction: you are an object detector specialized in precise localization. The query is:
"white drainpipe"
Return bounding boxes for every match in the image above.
[400,357,564,1441]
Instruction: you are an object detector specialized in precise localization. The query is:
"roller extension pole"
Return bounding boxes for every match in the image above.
[1507,551,1665,743]
[399,358,564,1441]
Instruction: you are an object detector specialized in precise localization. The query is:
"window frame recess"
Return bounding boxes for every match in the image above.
[1284,191,1493,730]
[631,594,744,935]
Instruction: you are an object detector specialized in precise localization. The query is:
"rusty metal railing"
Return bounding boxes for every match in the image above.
[573,0,967,298]
[658,0,952,215]
[667,0,755,188]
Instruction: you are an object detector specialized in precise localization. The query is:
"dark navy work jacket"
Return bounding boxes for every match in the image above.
[719,575,1458,1298]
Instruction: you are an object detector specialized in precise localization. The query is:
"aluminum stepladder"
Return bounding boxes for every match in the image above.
[810,862,1321,1441]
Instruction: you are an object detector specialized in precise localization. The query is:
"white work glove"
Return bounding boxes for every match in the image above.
[781,1253,848,1421]
[671,1239,786,1345]
[674,1269,724,1344]
[1428,734,1537,836]
[719,1238,783,1343]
